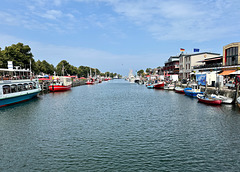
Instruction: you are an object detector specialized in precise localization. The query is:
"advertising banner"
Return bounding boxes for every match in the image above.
[196,74,206,86]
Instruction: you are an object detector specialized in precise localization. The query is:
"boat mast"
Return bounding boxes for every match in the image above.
[90,67,92,78]
[62,65,64,76]
[95,68,96,79]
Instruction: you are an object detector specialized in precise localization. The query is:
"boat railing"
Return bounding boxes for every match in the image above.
[0,75,32,81]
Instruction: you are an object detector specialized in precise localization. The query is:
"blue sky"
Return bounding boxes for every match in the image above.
[0,0,240,75]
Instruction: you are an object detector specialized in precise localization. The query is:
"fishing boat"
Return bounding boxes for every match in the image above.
[175,86,185,93]
[153,81,165,89]
[184,84,203,97]
[197,94,222,105]
[49,76,72,92]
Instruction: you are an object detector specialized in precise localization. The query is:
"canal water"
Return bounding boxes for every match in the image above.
[1,79,240,171]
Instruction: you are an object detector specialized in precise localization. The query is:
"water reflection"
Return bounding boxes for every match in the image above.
[1,80,240,171]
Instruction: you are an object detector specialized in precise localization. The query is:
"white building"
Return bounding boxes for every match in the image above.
[179,52,220,79]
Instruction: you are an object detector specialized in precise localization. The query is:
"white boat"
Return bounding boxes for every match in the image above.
[128,70,135,83]
[164,84,175,90]
[237,97,240,108]
[175,86,185,93]
[0,79,41,107]
[210,94,233,104]
[0,62,41,107]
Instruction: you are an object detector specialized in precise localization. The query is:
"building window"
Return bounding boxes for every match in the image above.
[226,47,238,65]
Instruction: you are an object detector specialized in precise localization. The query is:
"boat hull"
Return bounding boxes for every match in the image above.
[86,82,94,85]
[197,95,222,105]
[175,87,184,93]
[49,85,71,92]
[0,91,40,107]
[184,88,203,97]
[153,83,164,89]
[164,85,175,90]
[237,97,240,108]
[147,85,154,89]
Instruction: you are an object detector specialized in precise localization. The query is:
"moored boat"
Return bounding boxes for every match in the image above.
[153,82,164,89]
[175,86,185,93]
[0,79,41,107]
[210,94,233,104]
[237,97,240,108]
[197,94,222,105]
[184,84,203,97]
[164,84,175,90]
[86,79,95,85]
[0,62,41,107]
[49,76,72,92]
[147,84,154,89]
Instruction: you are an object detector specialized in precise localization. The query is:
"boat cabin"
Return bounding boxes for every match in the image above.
[0,81,39,96]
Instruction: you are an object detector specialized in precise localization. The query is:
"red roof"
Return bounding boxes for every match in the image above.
[80,77,86,79]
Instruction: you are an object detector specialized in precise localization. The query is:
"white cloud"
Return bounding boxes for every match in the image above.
[75,0,240,41]
[1,0,240,43]
[41,10,63,20]
[0,11,21,26]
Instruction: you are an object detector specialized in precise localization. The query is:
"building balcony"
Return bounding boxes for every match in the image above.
[193,63,222,69]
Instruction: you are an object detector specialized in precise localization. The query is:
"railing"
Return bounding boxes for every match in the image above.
[0,76,32,80]
[193,63,222,69]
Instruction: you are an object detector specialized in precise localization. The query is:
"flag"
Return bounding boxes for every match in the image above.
[180,48,185,52]
[194,48,200,52]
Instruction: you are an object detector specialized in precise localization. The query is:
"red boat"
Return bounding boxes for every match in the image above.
[153,82,164,89]
[197,94,222,105]
[49,76,72,92]
[86,81,94,85]
[86,78,95,85]
[49,84,71,92]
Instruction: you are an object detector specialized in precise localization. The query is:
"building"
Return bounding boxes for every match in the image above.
[163,55,180,75]
[223,42,240,66]
[179,52,220,79]
[193,56,223,72]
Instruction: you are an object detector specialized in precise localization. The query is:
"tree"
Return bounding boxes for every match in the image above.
[145,68,152,74]
[56,60,71,76]
[137,69,144,76]
[1,43,36,71]
[35,60,55,75]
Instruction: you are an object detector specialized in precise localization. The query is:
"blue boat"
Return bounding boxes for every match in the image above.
[184,84,203,98]
[0,79,41,107]
[147,84,154,89]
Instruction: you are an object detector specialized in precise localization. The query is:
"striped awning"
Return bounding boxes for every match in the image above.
[219,70,236,75]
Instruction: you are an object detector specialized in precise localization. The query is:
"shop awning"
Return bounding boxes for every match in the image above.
[230,70,240,75]
[219,70,236,75]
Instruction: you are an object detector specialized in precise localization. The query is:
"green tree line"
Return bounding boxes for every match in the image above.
[0,43,121,78]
